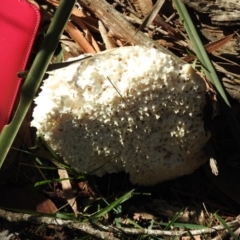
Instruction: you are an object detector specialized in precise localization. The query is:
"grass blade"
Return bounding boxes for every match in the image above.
[90,189,134,219]
[34,178,73,187]
[173,0,229,105]
[215,214,238,240]
[164,209,184,230]
[0,0,76,169]
[173,0,240,148]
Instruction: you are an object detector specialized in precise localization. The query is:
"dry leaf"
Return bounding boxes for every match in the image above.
[182,32,236,62]
[98,20,116,49]
[72,15,100,52]
[153,14,179,37]
[60,35,82,58]
[133,212,155,220]
[205,32,236,53]
[58,169,78,216]
[65,22,96,53]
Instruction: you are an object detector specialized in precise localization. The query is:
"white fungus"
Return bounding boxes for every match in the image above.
[31,46,211,185]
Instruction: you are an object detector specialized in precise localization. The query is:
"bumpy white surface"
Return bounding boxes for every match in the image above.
[32,46,210,185]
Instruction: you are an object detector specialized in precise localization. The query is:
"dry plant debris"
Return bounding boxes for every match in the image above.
[1,208,240,239]
[181,0,240,25]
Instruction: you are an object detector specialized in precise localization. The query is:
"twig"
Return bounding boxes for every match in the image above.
[113,0,142,18]
[0,209,119,240]
[137,0,165,31]
[78,0,184,62]
[124,15,168,35]
[1,208,240,237]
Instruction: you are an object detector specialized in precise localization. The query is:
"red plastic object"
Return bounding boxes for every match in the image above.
[0,0,40,132]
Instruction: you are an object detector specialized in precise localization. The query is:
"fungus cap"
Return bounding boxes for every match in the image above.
[31,46,210,185]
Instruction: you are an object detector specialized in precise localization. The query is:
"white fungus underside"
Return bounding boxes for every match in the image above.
[32,46,210,185]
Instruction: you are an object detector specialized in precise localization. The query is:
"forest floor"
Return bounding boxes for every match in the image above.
[1,0,240,239]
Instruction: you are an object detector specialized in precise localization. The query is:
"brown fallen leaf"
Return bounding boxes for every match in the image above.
[72,7,99,33]
[58,169,78,216]
[205,32,236,53]
[72,15,100,52]
[45,0,99,53]
[182,32,236,62]
[65,22,96,53]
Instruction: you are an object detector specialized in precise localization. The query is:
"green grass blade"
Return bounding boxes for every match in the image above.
[173,0,229,105]
[0,0,76,169]
[20,163,58,170]
[34,177,73,187]
[173,0,240,148]
[215,214,238,240]
[38,135,64,162]
[126,218,143,229]
[90,189,134,219]
[164,209,184,230]
[148,219,154,230]
[158,221,206,229]
[115,205,122,228]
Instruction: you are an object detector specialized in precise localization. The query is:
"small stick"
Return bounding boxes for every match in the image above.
[1,208,239,237]
[98,20,116,49]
